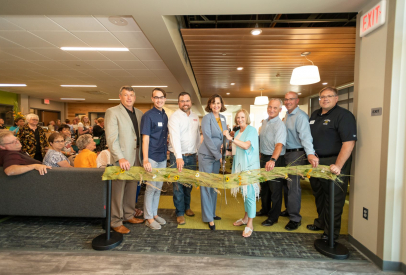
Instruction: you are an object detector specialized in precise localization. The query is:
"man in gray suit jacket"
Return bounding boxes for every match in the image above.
[105,86,144,234]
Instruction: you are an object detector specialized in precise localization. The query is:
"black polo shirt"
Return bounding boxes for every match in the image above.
[309,105,357,157]
[122,103,140,147]
[140,107,168,162]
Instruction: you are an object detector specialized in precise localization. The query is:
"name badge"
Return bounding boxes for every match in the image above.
[193,119,198,122]
[220,118,225,122]
[309,120,315,124]
[158,122,163,127]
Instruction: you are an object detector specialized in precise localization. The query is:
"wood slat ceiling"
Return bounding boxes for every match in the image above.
[181,28,355,98]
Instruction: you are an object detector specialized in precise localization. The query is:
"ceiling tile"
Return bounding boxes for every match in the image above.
[34,61,71,70]
[34,69,87,77]
[67,51,108,61]
[30,48,79,61]
[0,48,50,60]
[85,61,122,70]
[47,16,106,32]
[57,61,96,69]
[3,60,48,70]
[0,17,24,31]
[71,32,124,47]
[0,50,24,61]
[113,32,153,48]
[101,70,132,77]
[114,60,147,70]
[151,69,174,78]
[3,15,65,31]
[31,31,88,47]
[98,51,139,61]
[95,16,141,32]
[0,31,55,48]
[127,70,155,77]
[142,60,168,70]
[136,76,164,84]
[0,36,21,48]
[130,48,161,61]
[77,70,110,78]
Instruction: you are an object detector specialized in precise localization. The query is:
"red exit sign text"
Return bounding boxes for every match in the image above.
[360,1,386,37]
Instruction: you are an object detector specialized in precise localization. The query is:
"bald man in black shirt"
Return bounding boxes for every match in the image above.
[307,87,357,241]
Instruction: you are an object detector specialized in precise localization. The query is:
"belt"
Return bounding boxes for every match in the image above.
[318,154,338,159]
[286,148,304,153]
[182,153,196,156]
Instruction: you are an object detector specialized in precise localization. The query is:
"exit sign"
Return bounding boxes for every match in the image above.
[360,1,386,37]
[43,99,50,105]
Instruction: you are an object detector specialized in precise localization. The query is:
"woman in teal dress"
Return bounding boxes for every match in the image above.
[9,117,25,136]
[223,109,260,237]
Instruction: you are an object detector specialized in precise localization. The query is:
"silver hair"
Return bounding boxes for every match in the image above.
[75,134,93,150]
[285,91,299,99]
[0,131,14,146]
[268,98,283,107]
[25,113,39,122]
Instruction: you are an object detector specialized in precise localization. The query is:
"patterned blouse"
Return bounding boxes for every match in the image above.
[43,149,69,167]
[17,124,49,158]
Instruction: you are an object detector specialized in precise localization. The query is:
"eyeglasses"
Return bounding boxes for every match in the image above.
[153,96,166,100]
[179,100,191,104]
[284,98,298,102]
[52,140,65,144]
[1,139,20,145]
[319,95,337,100]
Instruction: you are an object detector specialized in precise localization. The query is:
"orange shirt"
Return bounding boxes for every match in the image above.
[216,117,223,132]
[74,149,97,168]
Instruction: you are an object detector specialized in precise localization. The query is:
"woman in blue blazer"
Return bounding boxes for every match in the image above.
[198,94,228,230]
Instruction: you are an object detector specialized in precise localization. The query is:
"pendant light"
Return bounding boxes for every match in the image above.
[290,52,320,85]
[254,88,269,105]
[251,15,262,35]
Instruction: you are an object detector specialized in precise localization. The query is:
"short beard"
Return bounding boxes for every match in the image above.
[181,106,190,113]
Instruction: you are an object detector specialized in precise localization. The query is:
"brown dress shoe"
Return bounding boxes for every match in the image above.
[177,216,186,225]
[185,209,195,217]
[124,217,144,224]
[111,225,130,234]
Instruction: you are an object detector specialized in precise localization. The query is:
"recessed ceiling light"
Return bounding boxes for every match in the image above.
[226,93,230,95]
[298,93,302,95]
[60,47,129,51]
[131,85,168,88]
[108,99,120,100]
[61,85,97,87]
[60,98,85,100]
[322,82,328,85]
[251,29,262,35]
[231,83,235,85]
[0,84,27,87]
[237,67,243,70]
[222,53,227,56]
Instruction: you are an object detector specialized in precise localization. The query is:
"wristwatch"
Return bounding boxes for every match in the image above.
[270,158,277,162]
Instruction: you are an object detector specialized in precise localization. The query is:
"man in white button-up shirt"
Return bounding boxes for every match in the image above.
[168,92,200,225]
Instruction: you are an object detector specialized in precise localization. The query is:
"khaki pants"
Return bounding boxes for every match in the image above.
[110,149,140,228]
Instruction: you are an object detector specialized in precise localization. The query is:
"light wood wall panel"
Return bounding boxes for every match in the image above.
[66,103,153,120]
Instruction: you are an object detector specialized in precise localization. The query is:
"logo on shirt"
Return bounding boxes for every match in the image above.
[323,119,331,125]
[193,119,198,121]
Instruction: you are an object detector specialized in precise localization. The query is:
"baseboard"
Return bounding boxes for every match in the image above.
[348,234,406,274]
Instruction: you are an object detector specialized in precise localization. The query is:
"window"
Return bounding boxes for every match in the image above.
[0,104,14,126]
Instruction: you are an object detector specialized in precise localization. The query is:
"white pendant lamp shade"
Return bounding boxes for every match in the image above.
[254,96,269,105]
[290,65,320,85]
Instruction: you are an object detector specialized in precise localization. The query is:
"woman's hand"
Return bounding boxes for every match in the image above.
[223,130,232,141]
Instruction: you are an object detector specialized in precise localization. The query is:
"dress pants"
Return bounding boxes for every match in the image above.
[259,154,285,222]
[198,153,220,222]
[169,152,196,217]
[144,158,167,219]
[111,149,140,228]
[284,151,307,222]
[309,155,352,239]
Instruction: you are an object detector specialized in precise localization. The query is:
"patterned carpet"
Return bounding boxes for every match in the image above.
[0,210,365,261]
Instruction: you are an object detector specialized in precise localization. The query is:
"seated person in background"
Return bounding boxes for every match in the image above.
[74,134,97,168]
[0,131,51,176]
[48,120,56,131]
[56,119,62,128]
[0,118,6,129]
[58,124,74,156]
[43,133,72,168]
[96,147,110,168]
[9,117,25,136]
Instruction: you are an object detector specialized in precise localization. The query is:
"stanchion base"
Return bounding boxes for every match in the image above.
[92,232,123,251]
[314,239,349,260]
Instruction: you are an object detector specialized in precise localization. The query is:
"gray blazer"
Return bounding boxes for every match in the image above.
[105,104,143,166]
[198,112,228,161]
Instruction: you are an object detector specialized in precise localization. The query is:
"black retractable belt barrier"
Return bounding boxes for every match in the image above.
[314,180,349,259]
[92,178,123,250]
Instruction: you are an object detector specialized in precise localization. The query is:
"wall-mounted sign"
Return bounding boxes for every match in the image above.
[360,0,386,37]
[371,107,382,116]
[43,99,50,105]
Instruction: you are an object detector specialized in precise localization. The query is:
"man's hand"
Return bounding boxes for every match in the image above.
[330,164,341,175]
[143,160,152,172]
[307,154,319,168]
[265,160,275,171]
[33,164,51,175]
[176,158,184,172]
[119,158,131,171]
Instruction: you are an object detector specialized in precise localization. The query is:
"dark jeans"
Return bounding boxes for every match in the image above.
[259,154,286,222]
[169,152,197,217]
[309,155,352,239]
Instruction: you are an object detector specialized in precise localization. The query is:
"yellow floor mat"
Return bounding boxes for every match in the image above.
[158,180,348,234]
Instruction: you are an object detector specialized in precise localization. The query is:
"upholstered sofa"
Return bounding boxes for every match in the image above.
[0,167,107,218]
